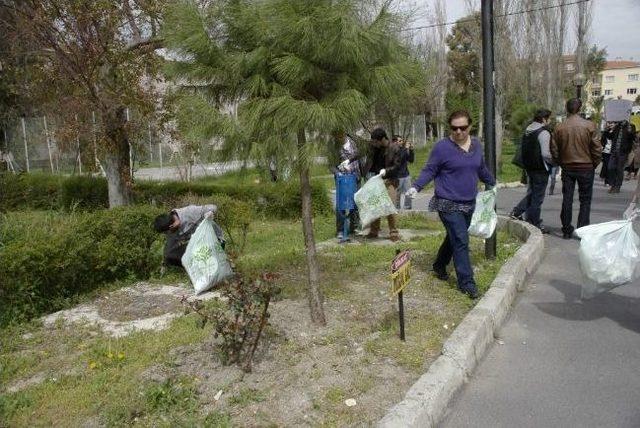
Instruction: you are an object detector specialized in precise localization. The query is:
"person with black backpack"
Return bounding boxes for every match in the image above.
[509,108,554,233]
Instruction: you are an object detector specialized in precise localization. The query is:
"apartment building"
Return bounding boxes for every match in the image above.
[591,60,640,102]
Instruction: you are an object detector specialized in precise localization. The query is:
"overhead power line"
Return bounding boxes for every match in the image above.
[402,0,591,32]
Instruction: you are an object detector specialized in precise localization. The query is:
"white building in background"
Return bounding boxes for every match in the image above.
[590,60,640,102]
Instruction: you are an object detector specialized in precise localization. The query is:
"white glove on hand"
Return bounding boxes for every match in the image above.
[624,202,637,220]
[406,187,418,199]
[379,168,386,178]
[338,159,350,171]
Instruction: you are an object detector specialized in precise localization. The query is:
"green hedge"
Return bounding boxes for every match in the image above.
[0,173,331,219]
[60,175,109,211]
[0,173,63,211]
[134,180,332,219]
[0,207,165,325]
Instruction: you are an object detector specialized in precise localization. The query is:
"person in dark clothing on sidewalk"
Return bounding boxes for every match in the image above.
[393,135,415,210]
[364,128,402,241]
[551,98,602,239]
[604,120,636,193]
[509,108,554,233]
[406,110,495,299]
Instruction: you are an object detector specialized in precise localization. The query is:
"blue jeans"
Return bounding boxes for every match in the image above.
[396,176,413,209]
[434,210,476,294]
[512,169,549,227]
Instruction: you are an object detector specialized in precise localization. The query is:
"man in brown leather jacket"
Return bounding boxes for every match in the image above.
[551,98,602,239]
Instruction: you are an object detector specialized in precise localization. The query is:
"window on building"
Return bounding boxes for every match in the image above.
[627,88,637,95]
[605,89,613,96]
[605,76,615,83]
[592,90,601,97]
[629,74,639,81]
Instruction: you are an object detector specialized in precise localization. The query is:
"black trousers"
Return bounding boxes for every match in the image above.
[560,169,595,235]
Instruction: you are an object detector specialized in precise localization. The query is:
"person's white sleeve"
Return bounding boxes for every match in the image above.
[539,130,553,165]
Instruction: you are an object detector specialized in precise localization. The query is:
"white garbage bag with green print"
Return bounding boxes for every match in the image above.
[354,174,398,227]
[468,188,497,239]
[181,218,233,294]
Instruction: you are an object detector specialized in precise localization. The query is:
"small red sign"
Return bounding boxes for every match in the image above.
[391,250,411,273]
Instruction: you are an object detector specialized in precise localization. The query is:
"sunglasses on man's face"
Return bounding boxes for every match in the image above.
[450,125,470,132]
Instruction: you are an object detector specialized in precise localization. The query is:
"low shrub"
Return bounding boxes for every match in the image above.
[60,175,109,211]
[0,173,62,211]
[0,206,164,325]
[0,173,331,219]
[134,180,332,219]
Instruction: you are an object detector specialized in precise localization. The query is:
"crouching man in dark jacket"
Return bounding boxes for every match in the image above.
[153,204,225,267]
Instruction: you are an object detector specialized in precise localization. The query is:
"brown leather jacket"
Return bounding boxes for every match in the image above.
[551,115,602,170]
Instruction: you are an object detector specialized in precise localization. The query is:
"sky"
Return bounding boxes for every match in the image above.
[419,0,640,61]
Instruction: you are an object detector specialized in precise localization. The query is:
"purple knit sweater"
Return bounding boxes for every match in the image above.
[413,137,496,203]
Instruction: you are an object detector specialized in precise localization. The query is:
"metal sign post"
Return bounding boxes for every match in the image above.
[391,249,411,341]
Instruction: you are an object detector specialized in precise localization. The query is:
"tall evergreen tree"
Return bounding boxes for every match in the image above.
[163,0,422,325]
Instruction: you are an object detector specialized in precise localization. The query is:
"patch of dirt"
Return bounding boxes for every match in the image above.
[42,282,220,337]
[96,291,181,322]
[150,266,456,426]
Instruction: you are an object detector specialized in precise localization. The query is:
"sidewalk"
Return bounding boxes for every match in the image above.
[440,178,640,427]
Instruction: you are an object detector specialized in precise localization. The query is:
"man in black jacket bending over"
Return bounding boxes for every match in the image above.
[509,109,554,233]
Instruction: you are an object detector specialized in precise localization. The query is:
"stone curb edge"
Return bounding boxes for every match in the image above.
[379,212,544,428]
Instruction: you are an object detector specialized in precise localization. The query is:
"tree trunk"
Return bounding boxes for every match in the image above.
[297,129,326,326]
[102,106,133,207]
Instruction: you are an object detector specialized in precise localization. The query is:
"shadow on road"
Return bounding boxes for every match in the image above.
[534,279,640,335]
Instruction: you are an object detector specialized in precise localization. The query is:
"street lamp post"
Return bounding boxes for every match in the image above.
[573,72,586,100]
[481,0,496,259]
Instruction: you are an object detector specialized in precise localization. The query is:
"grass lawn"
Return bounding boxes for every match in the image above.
[1,213,521,427]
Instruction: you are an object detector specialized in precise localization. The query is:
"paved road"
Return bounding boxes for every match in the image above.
[440,177,640,428]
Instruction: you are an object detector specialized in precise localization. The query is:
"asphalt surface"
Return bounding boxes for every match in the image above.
[438,176,640,428]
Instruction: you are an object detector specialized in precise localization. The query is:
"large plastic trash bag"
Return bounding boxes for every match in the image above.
[468,188,497,239]
[181,218,233,294]
[354,174,398,227]
[575,218,640,298]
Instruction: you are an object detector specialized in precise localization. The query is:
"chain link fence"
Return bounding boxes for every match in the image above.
[1,112,430,179]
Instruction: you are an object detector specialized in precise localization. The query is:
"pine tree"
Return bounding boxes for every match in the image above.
[163,0,422,325]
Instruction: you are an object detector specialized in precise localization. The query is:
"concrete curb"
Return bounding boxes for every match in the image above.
[379,213,543,428]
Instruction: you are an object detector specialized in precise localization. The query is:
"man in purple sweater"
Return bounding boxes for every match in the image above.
[406,110,495,299]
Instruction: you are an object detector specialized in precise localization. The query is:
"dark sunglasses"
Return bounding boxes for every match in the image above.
[450,125,470,132]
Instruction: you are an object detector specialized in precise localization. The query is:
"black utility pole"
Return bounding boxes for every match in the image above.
[481,0,497,259]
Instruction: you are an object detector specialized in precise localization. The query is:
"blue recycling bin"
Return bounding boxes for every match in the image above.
[335,173,357,242]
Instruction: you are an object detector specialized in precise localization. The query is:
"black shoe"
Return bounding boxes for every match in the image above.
[432,267,449,281]
[463,288,479,299]
[562,232,572,240]
[538,225,549,234]
[509,211,523,221]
